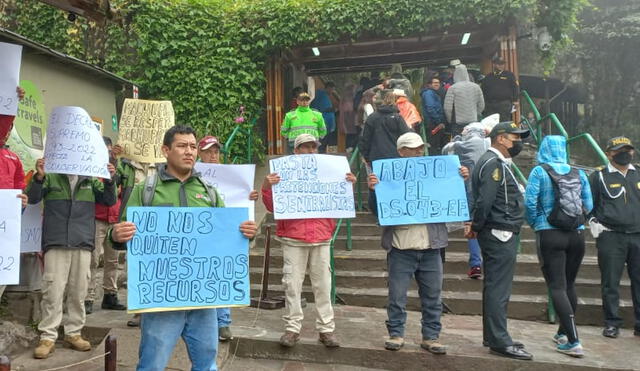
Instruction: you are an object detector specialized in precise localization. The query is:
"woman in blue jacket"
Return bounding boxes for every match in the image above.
[524,135,593,358]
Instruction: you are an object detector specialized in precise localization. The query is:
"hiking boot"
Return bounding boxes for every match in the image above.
[384,336,404,351]
[279,331,300,347]
[219,326,233,341]
[34,339,55,359]
[468,266,482,279]
[553,333,568,345]
[602,326,619,338]
[64,335,91,351]
[318,332,340,348]
[127,314,140,327]
[421,339,447,355]
[84,300,93,315]
[557,341,584,358]
[101,293,126,310]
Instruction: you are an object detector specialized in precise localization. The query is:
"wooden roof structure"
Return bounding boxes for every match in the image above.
[38,0,115,23]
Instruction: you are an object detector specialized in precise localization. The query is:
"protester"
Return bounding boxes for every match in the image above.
[394,89,422,131]
[197,134,258,342]
[420,76,447,155]
[261,133,356,348]
[481,57,519,122]
[525,135,593,357]
[281,92,327,154]
[588,136,640,339]
[444,64,485,136]
[355,89,375,130]
[388,68,414,100]
[28,157,117,359]
[312,83,338,152]
[86,137,126,314]
[359,91,410,164]
[110,125,258,371]
[466,121,532,361]
[367,132,468,354]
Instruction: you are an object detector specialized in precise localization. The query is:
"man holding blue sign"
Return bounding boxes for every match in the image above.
[368,132,469,354]
[110,126,257,371]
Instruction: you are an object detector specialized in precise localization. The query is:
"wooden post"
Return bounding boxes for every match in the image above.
[0,355,10,371]
[105,335,117,371]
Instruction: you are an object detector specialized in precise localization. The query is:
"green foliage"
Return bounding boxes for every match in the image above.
[1,0,587,162]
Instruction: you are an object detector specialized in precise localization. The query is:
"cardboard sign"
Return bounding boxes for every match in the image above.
[0,42,22,116]
[117,99,174,163]
[44,106,111,178]
[269,154,355,220]
[194,163,256,220]
[20,203,42,253]
[126,207,250,313]
[0,190,22,285]
[372,155,469,226]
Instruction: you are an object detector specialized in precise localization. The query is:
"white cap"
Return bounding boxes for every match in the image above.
[396,132,424,149]
[294,133,319,149]
[481,114,500,130]
[392,88,406,97]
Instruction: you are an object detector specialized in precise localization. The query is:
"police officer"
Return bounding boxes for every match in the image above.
[466,121,532,360]
[588,136,640,339]
[481,57,519,122]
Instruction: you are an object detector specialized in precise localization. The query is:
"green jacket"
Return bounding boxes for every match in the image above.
[116,158,153,218]
[280,106,327,141]
[26,174,117,252]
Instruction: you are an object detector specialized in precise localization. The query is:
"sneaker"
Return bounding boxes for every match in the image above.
[279,331,300,347]
[556,341,584,358]
[64,335,91,352]
[34,339,55,359]
[84,301,93,315]
[602,326,619,338]
[468,266,482,279]
[421,339,447,355]
[318,332,340,348]
[384,336,404,351]
[553,333,568,345]
[219,326,233,341]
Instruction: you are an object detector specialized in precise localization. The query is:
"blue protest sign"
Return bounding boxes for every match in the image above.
[372,155,469,226]
[126,207,250,313]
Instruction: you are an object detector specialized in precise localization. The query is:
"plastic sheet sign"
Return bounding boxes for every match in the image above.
[372,155,469,226]
[194,163,256,220]
[44,106,110,178]
[0,42,22,116]
[117,99,174,163]
[0,190,22,285]
[126,207,250,313]
[269,154,355,220]
[20,203,42,253]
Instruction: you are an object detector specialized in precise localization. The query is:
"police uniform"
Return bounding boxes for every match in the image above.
[589,136,640,335]
[470,122,529,353]
[481,69,519,122]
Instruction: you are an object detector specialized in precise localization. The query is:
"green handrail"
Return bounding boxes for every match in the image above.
[221,117,257,164]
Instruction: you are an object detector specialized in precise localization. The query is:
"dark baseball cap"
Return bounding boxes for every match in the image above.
[489,121,530,138]
[605,136,635,151]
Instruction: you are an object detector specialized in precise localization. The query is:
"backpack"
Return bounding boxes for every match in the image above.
[141,173,219,207]
[540,164,585,230]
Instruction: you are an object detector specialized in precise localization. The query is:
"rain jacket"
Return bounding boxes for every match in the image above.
[281,106,327,142]
[524,135,593,231]
[420,88,445,126]
[396,96,422,129]
[444,64,485,125]
[358,105,410,163]
[310,89,336,133]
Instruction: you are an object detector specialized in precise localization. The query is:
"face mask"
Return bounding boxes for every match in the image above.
[613,151,632,166]
[507,140,523,158]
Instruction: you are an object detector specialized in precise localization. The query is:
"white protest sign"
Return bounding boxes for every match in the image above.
[44,106,110,178]
[195,163,256,220]
[0,190,22,284]
[0,42,23,116]
[269,154,355,220]
[20,203,42,253]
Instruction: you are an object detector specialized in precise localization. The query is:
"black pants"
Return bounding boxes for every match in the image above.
[537,229,585,343]
[478,228,518,348]
[597,231,640,331]
[484,100,512,122]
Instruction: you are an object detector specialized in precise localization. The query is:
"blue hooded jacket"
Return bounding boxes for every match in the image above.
[524,135,593,231]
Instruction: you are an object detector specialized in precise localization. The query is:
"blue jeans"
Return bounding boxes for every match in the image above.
[386,248,443,340]
[468,238,482,268]
[137,309,218,371]
[217,307,231,328]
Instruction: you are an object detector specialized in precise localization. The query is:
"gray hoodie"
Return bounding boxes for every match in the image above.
[444,64,485,125]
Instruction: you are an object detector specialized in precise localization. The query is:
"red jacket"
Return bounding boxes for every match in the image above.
[262,187,336,243]
[95,180,121,223]
[0,147,25,190]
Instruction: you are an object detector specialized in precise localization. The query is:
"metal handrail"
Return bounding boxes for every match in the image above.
[221,117,257,164]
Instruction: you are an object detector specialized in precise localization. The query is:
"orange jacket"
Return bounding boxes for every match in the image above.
[396,97,422,128]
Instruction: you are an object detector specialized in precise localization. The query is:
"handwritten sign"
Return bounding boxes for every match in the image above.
[269,154,355,220]
[372,155,469,226]
[194,163,256,220]
[126,207,250,313]
[0,190,22,284]
[20,203,42,253]
[0,42,22,116]
[44,106,111,178]
[117,99,174,163]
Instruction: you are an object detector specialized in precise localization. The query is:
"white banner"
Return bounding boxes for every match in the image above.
[20,203,42,253]
[0,42,22,116]
[194,163,256,221]
[44,106,111,178]
[269,154,355,220]
[0,190,22,285]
